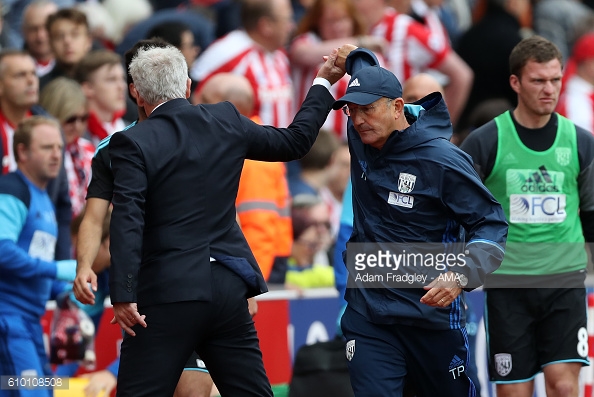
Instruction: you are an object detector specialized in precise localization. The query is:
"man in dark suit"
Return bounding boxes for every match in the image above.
[108,44,345,396]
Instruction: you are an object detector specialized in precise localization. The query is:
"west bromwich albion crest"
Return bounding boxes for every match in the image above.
[494,353,512,377]
[398,173,417,194]
[346,340,355,361]
[555,147,571,166]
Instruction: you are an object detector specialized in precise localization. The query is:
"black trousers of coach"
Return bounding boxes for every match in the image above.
[115,262,273,397]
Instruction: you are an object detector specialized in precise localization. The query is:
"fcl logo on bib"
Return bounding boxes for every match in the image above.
[398,173,416,193]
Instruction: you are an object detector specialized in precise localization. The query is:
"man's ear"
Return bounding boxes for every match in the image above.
[509,75,521,95]
[185,78,192,99]
[81,81,94,99]
[135,87,147,108]
[130,84,148,107]
[15,143,26,163]
[394,97,405,116]
[129,83,138,102]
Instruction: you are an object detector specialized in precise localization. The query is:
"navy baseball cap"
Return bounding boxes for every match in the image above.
[332,65,403,110]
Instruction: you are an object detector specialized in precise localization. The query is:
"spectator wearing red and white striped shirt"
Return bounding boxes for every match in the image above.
[410,0,451,51]
[190,0,295,127]
[353,0,472,124]
[290,0,386,141]
[557,32,594,134]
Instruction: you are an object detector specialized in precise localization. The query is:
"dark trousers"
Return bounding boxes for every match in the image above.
[341,305,478,397]
[116,262,273,397]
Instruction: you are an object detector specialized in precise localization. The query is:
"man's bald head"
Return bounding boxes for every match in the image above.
[196,73,255,117]
[402,73,444,103]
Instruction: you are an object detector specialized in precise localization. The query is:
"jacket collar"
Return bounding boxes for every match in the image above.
[149,98,191,117]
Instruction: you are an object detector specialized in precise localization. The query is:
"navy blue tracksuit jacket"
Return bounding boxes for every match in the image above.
[345,92,508,330]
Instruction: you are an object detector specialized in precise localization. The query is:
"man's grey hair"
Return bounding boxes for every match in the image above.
[129,45,188,105]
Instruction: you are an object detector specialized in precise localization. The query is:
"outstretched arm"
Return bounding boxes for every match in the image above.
[243,49,346,161]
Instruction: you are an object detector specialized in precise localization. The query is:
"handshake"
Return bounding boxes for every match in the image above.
[316,44,359,85]
[316,44,381,86]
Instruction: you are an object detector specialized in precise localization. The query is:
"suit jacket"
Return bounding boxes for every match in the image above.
[109,84,334,306]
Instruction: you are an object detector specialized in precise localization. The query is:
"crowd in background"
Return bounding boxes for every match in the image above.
[1,0,593,289]
[1,0,594,393]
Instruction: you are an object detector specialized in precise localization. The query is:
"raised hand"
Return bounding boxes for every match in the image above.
[336,44,358,71]
[316,48,347,86]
